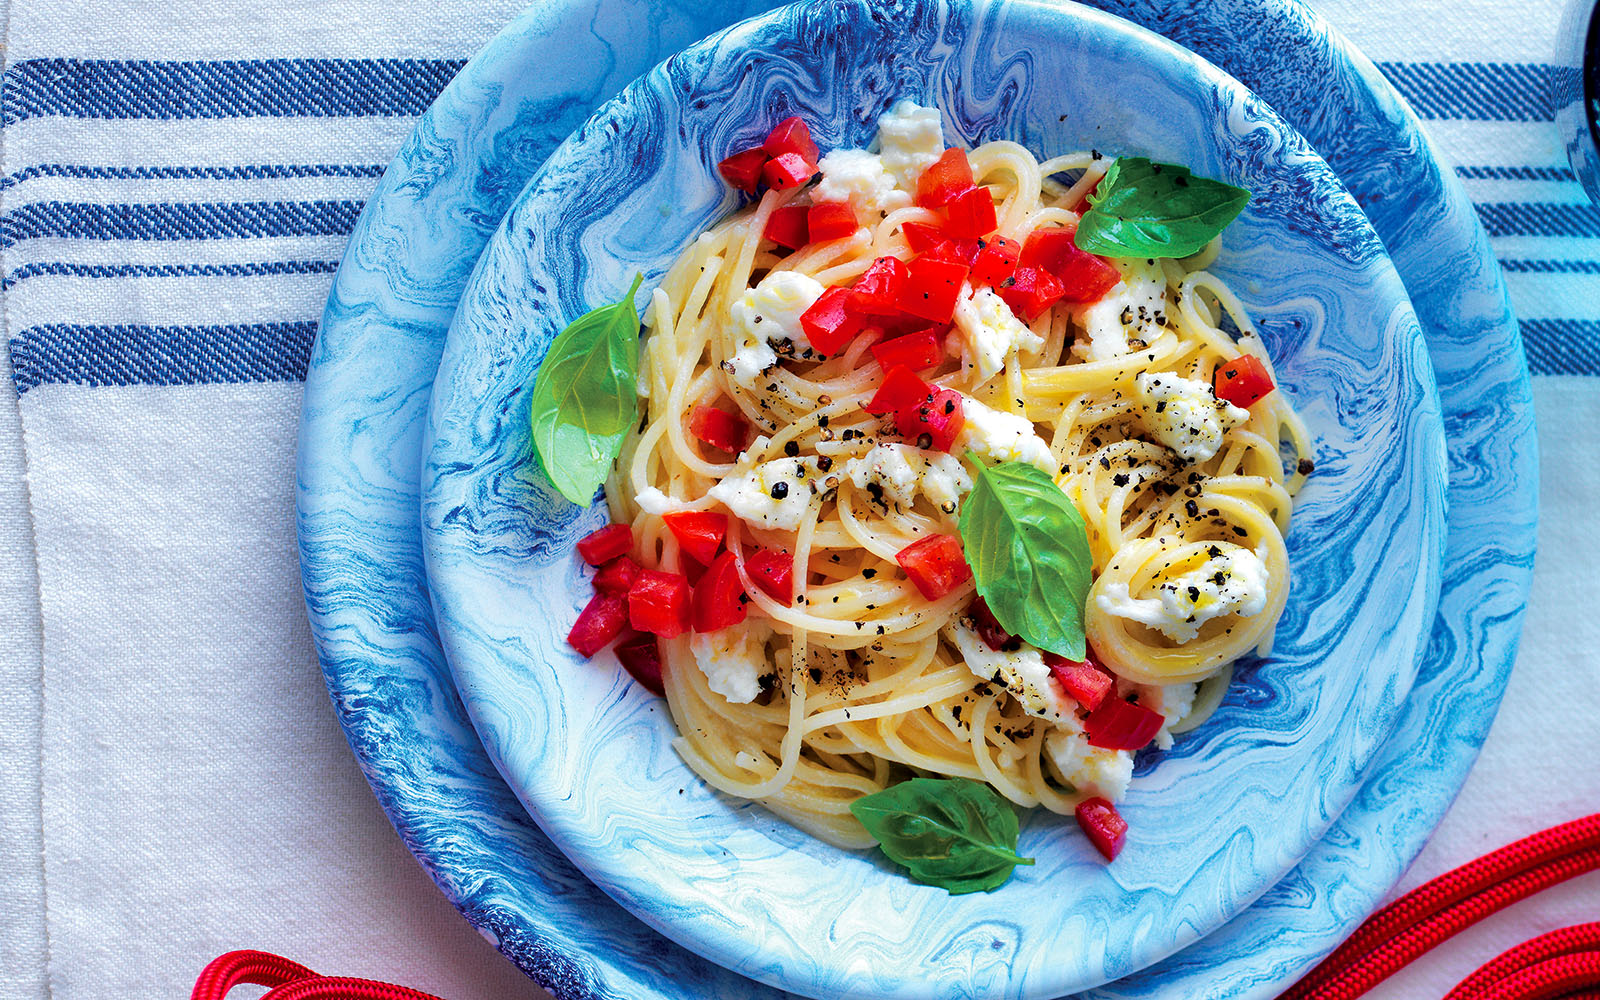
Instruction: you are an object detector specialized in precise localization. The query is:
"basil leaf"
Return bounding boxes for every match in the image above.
[528,274,645,505]
[959,462,1093,660]
[1074,156,1249,259]
[849,777,1034,894]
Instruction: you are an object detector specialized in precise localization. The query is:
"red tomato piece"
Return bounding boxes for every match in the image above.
[894,384,965,452]
[692,551,750,633]
[969,235,1020,287]
[592,555,642,595]
[567,591,628,657]
[920,236,981,267]
[848,256,909,316]
[1075,797,1128,862]
[613,631,665,696]
[1019,227,1119,304]
[745,548,794,602]
[799,286,865,356]
[576,523,633,565]
[1213,355,1276,408]
[969,596,1020,652]
[1043,651,1114,711]
[944,186,998,239]
[762,116,819,166]
[717,147,768,194]
[807,202,858,242]
[995,266,1066,322]
[915,148,977,208]
[898,257,970,323]
[763,152,816,191]
[1084,695,1165,750]
[864,364,932,415]
[661,510,727,565]
[870,330,942,371]
[901,221,949,254]
[627,570,691,638]
[689,404,750,454]
[763,205,810,249]
[1018,227,1079,272]
[895,533,973,600]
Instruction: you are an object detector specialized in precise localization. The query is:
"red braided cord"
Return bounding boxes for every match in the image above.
[1446,923,1600,999]
[260,977,449,1000]
[192,950,318,1000]
[1282,815,1600,1000]
[1478,952,1600,1000]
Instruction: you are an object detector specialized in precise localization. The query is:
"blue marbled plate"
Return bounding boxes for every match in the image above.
[295,2,1535,1000]
[416,2,1446,997]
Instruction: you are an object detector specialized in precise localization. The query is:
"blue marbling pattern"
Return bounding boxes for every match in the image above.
[416,3,1445,998]
[295,3,1537,1000]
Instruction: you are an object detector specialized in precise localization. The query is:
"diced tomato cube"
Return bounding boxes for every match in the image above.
[1084,695,1165,750]
[576,523,633,565]
[920,236,981,267]
[944,186,997,238]
[746,548,794,601]
[763,205,809,249]
[1018,227,1079,272]
[762,117,819,166]
[995,266,1066,321]
[800,286,865,356]
[895,534,972,600]
[1075,797,1128,862]
[915,148,977,208]
[661,510,727,565]
[902,221,948,254]
[627,570,691,637]
[593,555,642,595]
[970,236,1020,287]
[894,384,964,452]
[689,404,749,454]
[567,591,628,657]
[717,147,768,194]
[1213,355,1276,408]
[1044,652,1114,711]
[691,551,749,633]
[808,202,858,242]
[849,256,909,316]
[870,330,942,371]
[969,596,1020,652]
[763,152,816,191]
[899,257,970,323]
[613,631,665,696]
[864,364,932,415]
[1020,228,1119,304]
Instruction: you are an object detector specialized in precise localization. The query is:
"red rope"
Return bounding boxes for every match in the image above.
[1477,953,1600,1000]
[192,951,447,1000]
[260,977,448,1000]
[1447,924,1600,999]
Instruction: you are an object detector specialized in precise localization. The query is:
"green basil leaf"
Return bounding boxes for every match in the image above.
[849,777,1034,894]
[528,274,645,506]
[959,462,1093,660]
[1075,156,1250,259]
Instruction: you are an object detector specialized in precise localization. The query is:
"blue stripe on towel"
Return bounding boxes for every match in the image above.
[1521,320,1600,376]
[1456,164,1578,181]
[1,163,386,189]
[2,260,341,289]
[1376,62,1553,121]
[10,321,318,392]
[1476,202,1600,238]
[1500,259,1600,274]
[1,200,363,246]
[2,58,462,123]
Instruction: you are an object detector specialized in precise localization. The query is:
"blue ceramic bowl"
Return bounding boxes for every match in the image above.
[418,1,1447,997]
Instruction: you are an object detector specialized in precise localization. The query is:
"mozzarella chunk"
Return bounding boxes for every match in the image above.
[1074,257,1167,361]
[727,271,825,387]
[1135,371,1248,463]
[1045,725,1135,800]
[1096,544,1269,644]
[875,100,944,192]
[813,149,910,217]
[944,622,1076,724]
[690,620,773,704]
[958,396,1055,471]
[707,457,819,531]
[1136,682,1198,750]
[844,443,972,515]
[635,486,693,515]
[953,284,1043,379]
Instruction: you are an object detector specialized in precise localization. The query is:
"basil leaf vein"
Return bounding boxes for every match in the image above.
[849,777,1034,894]
[528,274,645,506]
[1075,156,1250,259]
[958,462,1093,660]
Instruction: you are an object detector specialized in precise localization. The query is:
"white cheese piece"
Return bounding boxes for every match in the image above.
[944,622,1076,724]
[690,620,773,704]
[843,443,972,514]
[1096,545,1269,644]
[953,284,1043,380]
[1135,371,1248,463]
[875,99,945,193]
[1045,726,1135,800]
[1138,682,1198,750]
[1074,257,1167,361]
[635,486,693,515]
[707,457,818,531]
[958,396,1054,471]
[725,270,824,388]
[813,148,911,217]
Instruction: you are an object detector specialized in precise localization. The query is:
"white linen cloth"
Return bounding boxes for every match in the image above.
[0,1,1595,999]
